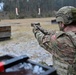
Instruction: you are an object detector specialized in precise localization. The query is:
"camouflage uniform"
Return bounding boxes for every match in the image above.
[33,6,76,75]
[33,28,76,75]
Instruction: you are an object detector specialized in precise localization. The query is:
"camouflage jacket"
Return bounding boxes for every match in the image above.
[33,28,76,75]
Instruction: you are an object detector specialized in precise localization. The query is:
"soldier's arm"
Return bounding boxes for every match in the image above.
[33,27,45,47]
[33,26,56,50]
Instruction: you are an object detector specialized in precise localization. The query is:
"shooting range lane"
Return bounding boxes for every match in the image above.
[0,18,58,66]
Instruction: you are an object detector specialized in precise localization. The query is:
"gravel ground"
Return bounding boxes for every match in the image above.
[0,39,53,65]
[0,18,58,66]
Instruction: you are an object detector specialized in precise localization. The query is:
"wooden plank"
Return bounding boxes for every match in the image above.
[0,32,11,38]
[0,26,11,32]
[0,26,11,39]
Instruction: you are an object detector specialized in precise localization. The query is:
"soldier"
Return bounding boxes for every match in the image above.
[32,6,76,75]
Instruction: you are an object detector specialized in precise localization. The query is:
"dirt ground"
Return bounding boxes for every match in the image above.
[0,17,59,66]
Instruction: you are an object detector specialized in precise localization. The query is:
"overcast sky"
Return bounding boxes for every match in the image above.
[0,2,4,11]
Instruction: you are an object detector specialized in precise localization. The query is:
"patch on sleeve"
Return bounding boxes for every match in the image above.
[51,35,57,41]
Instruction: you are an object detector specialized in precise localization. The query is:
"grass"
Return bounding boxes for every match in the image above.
[0,17,59,44]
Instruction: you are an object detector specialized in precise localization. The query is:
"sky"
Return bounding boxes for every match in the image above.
[0,2,4,11]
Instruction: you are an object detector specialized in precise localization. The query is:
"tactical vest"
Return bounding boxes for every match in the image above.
[71,8,76,22]
[51,31,76,75]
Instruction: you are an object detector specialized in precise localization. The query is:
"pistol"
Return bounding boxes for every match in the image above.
[31,22,40,27]
[31,22,50,35]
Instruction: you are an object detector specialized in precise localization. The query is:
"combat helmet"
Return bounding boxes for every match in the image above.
[56,6,76,25]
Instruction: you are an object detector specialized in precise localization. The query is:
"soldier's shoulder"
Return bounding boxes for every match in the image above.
[51,31,76,43]
[55,31,76,38]
[50,31,65,42]
[55,31,65,38]
[55,31,76,46]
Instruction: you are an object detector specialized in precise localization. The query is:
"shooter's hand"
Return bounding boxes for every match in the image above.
[31,22,41,36]
[31,22,41,29]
